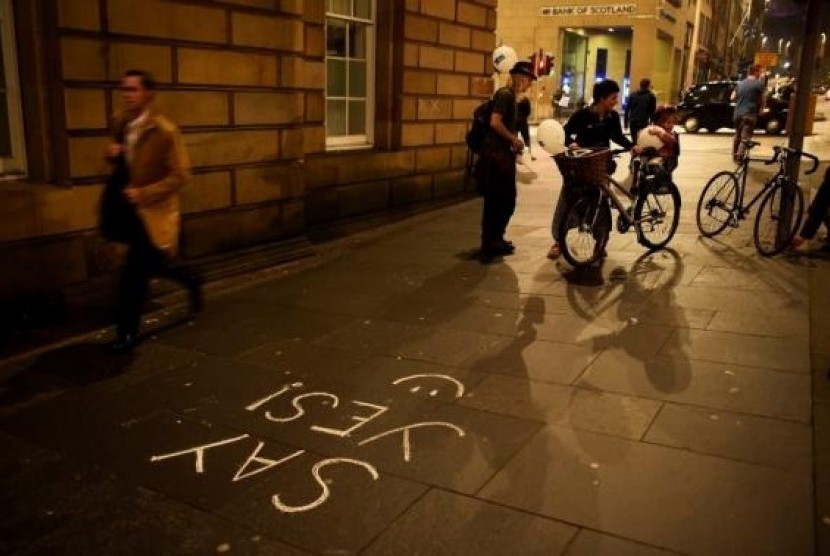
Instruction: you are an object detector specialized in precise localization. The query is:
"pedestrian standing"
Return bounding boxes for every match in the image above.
[474,60,537,260]
[105,69,202,352]
[731,64,766,161]
[624,78,657,144]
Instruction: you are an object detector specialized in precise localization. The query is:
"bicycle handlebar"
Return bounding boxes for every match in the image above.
[767,145,820,174]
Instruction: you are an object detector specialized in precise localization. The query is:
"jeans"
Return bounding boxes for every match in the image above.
[476,147,517,244]
[733,115,757,159]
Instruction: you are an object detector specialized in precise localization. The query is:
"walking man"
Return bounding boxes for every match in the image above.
[624,78,656,144]
[474,60,536,260]
[731,64,766,161]
[106,69,202,352]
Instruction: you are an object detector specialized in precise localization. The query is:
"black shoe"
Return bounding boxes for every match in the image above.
[490,239,516,255]
[111,332,139,353]
[188,276,204,314]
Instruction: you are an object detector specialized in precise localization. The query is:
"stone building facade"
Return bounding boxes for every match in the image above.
[0,0,495,308]
[495,0,736,118]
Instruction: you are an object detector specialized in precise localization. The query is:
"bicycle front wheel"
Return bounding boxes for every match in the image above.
[559,196,611,268]
[635,185,681,250]
[697,171,739,237]
[753,179,804,256]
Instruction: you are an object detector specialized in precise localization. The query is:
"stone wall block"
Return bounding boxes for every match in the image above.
[403,70,437,94]
[452,98,482,120]
[64,89,107,130]
[181,171,233,214]
[434,170,466,197]
[404,15,438,42]
[178,49,278,86]
[420,0,457,21]
[437,73,469,96]
[455,50,486,74]
[108,43,172,83]
[58,0,100,30]
[433,122,468,144]
[401,123,435,147]
[339,180,391,218]
[470,76,495,97]
[107,0,227,43]
[232,13,304,52]
[68,136,110,178]
[415,146,451,171]
[280,127,306,160]
[471,29,496,52]
[419,45,456,71]
[456,2,488,27]
[185,130,280,167]
[438,23,471,48]
[235,163,304,205]
[392,175,433,206]
[155,91,229,126]
[235,92,304,125]
[61,38,106,81]
[281,57,325,89]
[417,98,453,120]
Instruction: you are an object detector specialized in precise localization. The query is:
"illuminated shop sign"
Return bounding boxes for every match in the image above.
[540,4,637,16]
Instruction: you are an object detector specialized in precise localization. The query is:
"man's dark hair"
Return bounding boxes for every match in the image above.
[639,78,651,90]
[653,105,677,124]
[124,69,156,90]
[592,79,620,104]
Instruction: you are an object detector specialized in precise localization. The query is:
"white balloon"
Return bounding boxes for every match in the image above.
[536,119,566,155]
[492,46,518,74]
[637,126,665,150]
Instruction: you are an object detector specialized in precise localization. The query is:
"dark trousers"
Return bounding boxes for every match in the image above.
[800,167,830,240]
[115,215,196,337]
[476,147,517,244]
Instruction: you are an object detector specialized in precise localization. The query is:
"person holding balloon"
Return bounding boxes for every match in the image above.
[475,58,537,260]
[546,79,644,260]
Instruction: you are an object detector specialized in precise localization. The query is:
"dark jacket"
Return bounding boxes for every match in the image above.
[564,107,633,150]
[624,88,657,128]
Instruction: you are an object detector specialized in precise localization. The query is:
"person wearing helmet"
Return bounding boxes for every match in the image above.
[474,60,536,261]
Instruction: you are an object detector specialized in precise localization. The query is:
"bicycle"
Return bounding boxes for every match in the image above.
[556,148,682,268]
[696,140,819,256]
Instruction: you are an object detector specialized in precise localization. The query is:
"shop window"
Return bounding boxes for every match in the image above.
[0,0,26,177]
[325,0,375,149]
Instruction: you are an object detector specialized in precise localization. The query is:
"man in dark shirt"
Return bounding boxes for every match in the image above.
[624,78,657,143]
[474,60,536,260]
[548,79,643,259]
[731,64,766,161]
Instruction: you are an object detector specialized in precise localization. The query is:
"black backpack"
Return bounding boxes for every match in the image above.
[465,98,494,154]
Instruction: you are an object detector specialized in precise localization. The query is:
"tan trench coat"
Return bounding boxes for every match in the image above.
[112,108,190,256]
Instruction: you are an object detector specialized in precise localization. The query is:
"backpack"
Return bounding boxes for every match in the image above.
[465,98,494,154]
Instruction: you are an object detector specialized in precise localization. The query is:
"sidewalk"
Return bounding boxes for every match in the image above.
[1,124,828,555]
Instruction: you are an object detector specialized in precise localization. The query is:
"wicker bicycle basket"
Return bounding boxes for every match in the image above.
[553,148,611,188]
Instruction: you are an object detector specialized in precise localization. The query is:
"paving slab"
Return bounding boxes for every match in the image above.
[362,489,577,556]
[580,352,811,422]
[564,530,681,556]
[479,425,813,555]
[643,402,813,472]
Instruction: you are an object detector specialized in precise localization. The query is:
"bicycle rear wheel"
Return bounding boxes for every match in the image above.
[696,171,739,237]
[635,185,681,250]
[753,179,804,256]
[558,196,611,267]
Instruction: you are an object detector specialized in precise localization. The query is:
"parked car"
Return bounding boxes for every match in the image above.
[677,80,788,134]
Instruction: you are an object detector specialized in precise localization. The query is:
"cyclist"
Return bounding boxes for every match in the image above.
[548,79,644,260]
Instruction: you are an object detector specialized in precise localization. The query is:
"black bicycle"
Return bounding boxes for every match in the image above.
[557,148,682,268]
[696,140,819,256]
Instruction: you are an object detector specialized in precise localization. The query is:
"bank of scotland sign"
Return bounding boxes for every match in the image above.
[540,4,637,16]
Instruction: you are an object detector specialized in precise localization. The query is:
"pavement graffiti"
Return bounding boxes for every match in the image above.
[149,374,468,514]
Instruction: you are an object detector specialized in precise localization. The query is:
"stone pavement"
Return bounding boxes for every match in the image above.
[1,122,829,555]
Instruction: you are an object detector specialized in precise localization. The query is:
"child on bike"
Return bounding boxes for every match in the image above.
[640,105,680,173]
[636,106,680,194]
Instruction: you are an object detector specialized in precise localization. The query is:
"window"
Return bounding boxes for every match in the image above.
[0,0,26,177]
[325,0,375,149]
